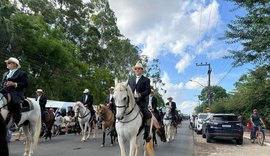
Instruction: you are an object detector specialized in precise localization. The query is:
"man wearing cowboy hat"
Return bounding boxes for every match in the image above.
[165,97,177,124]
[128,61,152,142]
[35,89,47,123]
[81,89,95,115]
[0,57,27,127]
[105,86,116,114]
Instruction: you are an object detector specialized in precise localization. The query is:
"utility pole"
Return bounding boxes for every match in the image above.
[196,62,211,106]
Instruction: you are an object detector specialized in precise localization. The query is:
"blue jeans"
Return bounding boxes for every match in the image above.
[250,125,262,140]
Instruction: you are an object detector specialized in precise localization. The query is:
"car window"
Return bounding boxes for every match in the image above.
[198,115,208,119]
[213,115,238,121]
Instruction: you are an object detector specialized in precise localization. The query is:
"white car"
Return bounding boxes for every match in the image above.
[195,113,212,134]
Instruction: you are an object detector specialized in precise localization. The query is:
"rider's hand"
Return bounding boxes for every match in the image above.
[6,81,15,87]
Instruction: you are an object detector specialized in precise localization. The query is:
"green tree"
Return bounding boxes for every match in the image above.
[225,0,270,67]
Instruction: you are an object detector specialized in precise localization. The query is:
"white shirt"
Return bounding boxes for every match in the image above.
[84,95,88,103]
[148,96,153,109]
[6,68,18,79]
[109,94,113,101]
[36,96,41,103]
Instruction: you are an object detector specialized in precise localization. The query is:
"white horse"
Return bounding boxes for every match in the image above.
[163,107,176,142]
[73,101,97,142]
[0,94,41,156]
[114,81,154,156]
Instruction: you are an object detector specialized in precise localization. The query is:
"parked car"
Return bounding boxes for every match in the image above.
[202,113,243,145]
[195,113,212,134]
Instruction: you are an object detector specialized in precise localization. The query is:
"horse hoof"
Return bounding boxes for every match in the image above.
[110,144,113,147]
[101,144,104,147]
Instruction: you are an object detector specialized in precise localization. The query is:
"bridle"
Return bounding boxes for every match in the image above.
[74,104,90,119]
[163,108,172,120]
[115,87,140,123]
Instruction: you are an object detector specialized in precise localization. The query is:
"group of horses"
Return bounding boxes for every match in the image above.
[0,81,180,156]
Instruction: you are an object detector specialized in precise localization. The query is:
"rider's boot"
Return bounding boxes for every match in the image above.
[144,118,152,142]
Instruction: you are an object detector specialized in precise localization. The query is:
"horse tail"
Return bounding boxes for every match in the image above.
[32,114,41,149]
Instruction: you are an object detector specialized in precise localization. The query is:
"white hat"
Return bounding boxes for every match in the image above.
[36,89,43,93]
[108,86,114,90]
[132,61,144,71]
[83,89,89,93]
[5,57,21,68]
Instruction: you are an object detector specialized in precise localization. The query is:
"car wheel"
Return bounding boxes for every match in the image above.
[206,130,211,143]
[202,131,206,138]
[236,138,243,145]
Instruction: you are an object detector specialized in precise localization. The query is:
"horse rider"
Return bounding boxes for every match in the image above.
[35,89,47,124]
[128,61,152,142]
[0,57,27,129]
[165,97,177,125]
[81,89,95,116]
[105,86,116,115]
[148,90,160,121]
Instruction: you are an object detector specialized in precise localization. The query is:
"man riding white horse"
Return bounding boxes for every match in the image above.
[81,89,95,116]
[165,97,177,126]
[128,61,152,142]
[0,57,27,129]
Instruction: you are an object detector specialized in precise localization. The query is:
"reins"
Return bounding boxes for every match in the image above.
[75,104,90,119]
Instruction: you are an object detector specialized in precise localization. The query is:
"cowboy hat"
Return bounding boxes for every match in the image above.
[83,89,89,93]
[132,61,144,71]
[167,97,173,100]
[4,57,21,68]
[108,86,114,90]
[36,89,43,93]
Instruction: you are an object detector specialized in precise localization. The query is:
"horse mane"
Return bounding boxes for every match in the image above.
[115,81,136,107]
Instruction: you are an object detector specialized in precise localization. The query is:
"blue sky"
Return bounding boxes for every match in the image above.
[107,0,253,114]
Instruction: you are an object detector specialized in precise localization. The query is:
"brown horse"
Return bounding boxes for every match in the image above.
[151,110,166,146]
[43,110,55,140]
[96,104,117,147]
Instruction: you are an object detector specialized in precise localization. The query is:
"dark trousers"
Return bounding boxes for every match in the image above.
[140,106,152,122]
[8,101,21,124]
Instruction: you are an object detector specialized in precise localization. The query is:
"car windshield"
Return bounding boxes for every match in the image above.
[213,115,238,121]
[198,114,208,119]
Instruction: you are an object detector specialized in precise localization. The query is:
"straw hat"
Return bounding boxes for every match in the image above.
[132,61,144,71]
[83,89,89,93]
[36,89,43,93]
[108,86,114,90]
[167,97,173,100]
[5,57,21,68]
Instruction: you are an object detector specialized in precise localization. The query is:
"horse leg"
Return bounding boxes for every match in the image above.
[110,126,114,146]
[22,125,31,156]
[129,136,137,156]
[86,122,91,140]
[145,139,154,156]
[101,124,106,147]
[80,123,86,142]
[118,136,126,156]
[135,136,140,156]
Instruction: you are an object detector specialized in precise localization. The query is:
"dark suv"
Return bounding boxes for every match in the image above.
[202,113,243,145]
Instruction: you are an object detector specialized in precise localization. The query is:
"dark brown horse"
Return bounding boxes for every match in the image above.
[96,104,117,147]
[43,110,55,140]
[151,110,166,146]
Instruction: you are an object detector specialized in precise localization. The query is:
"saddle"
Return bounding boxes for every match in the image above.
[21,99,34,112]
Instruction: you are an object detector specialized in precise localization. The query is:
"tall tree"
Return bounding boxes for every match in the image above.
[225,0,270,67]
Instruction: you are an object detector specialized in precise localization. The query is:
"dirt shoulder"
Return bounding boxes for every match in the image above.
[193,131,270,156]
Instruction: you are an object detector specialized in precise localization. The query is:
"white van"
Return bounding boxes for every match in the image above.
[45,100,74,116]
[195,113,212,134]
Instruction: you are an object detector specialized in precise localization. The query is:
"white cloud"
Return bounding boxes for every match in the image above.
[160,72,184,100]
[207,48,229,60]
[109,0,221,73]
[175,54,195,73]
[185,75,220,90]
[179,100,199,115]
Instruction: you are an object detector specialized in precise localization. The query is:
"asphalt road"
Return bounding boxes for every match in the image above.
[9,120,193,156]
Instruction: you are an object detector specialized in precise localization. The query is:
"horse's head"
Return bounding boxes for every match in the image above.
[113,81,135,121]
[73,102,82,118]
[96,104,106,122]
[164,107,171,118]
[157,125,166,142]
